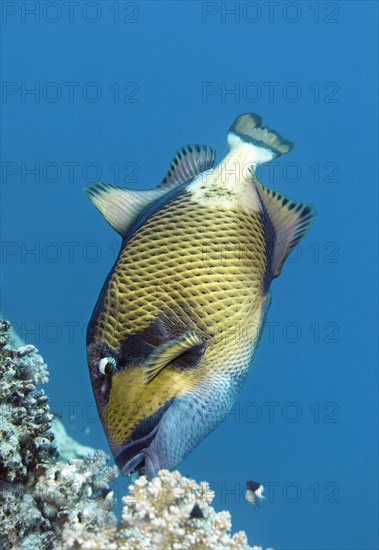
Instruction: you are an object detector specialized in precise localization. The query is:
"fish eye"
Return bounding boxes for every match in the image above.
[99,356,116,375]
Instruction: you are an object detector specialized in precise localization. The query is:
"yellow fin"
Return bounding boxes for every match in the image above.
[143,331,204,384]
[256,180,316,278]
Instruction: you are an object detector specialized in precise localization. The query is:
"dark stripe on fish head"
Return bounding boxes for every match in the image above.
[87,314,206,468]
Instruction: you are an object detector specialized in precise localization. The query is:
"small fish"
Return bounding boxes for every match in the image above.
[245,480,265,506]
[189,503,204,519]
[85,113,316,479]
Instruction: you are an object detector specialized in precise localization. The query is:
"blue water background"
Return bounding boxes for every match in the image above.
[1,2,378,549]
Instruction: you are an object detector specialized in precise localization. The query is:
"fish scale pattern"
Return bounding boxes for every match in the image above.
[91,191,269,447]
[95,191,267,358]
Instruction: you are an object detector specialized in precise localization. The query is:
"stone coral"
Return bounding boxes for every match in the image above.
[0,320,54,484]
[119,470,251,550]
[35,450,118,548]
[0,320,118,549]
[59,469,254,549]
[0,320,263,549]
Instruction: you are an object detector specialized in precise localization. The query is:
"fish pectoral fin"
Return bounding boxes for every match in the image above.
[255,178,316,278]
[83,182,166,237]
[143,331,204,384]
[158,145,216,189]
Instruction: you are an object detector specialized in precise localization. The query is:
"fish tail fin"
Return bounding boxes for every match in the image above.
[227,113,294,165]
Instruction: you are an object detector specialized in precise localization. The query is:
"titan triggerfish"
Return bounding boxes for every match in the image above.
[84,113,316,479]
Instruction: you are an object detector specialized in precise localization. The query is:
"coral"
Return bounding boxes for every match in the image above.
[0,320,262,549]
[0,320,118,549]
[0,485,54,550]
[118,470,252,550]
[0,320,54,484]
[59,469,254,549]
[34,451,118,547]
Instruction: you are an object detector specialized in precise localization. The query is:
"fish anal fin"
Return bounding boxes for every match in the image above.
[143,331,204,384]
[83,182,166,237]
[256,179,316,278]
[158,145,216,188]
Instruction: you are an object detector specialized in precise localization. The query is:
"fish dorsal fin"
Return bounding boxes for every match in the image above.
[83,182,166,237]
[158,145,216,188]
[143,331,204,384]
[255,179,316,278]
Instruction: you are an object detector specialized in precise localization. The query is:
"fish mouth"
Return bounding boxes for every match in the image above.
[114,426,160,479]
[114,397,175,478]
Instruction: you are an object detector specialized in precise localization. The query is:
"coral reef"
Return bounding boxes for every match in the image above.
[0,320,118,550]
[58,469,253,549]
[119,470,251,550]
[0,319,54,485]
[0,320,261,549]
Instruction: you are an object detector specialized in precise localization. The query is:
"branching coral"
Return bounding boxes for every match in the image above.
[59,469,254,549]
[118,470,252,550]
[0,320,54,484]
[35,451,118,548]
[0,320,263,549]
[0,320,117,549]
